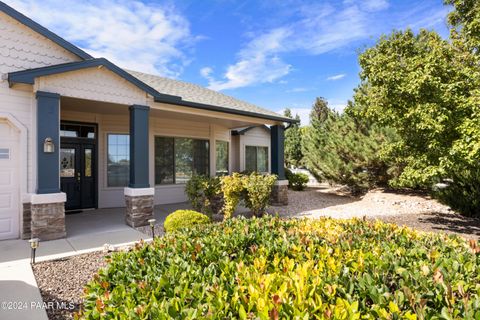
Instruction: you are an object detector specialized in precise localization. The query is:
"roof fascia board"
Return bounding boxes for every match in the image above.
[154,96,297,124]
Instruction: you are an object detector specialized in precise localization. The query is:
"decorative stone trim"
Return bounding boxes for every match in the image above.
[31,201,66,241]
[270,179,288,206]
[124,187,154,197]
[21,202,31,240]
[125,194,154,228]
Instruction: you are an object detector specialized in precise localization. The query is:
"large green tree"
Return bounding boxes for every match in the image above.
[283,108,303,167]
[350,1,480,215]
[303,98,396,194]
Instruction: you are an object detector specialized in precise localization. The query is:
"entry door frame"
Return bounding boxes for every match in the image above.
[60,121,98,211]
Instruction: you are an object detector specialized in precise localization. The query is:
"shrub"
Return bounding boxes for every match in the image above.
[220,173,245,219]
[285,168,309,191]
[185,175,223,217]
[163,210,210,233]
[243,173,276,216]
[433,166,480,217]
[80,217,480,319]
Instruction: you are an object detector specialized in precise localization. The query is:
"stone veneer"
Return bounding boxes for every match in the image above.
[31,202,66,241]
[21,202,32,240]
[125,195,154,227]
[270,180,288,206]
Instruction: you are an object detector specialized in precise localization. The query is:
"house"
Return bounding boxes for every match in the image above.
[0,2,294,241]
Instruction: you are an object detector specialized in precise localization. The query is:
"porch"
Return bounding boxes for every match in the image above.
[0,203,191,264]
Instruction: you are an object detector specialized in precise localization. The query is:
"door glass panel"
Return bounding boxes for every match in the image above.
[85,148,92,177]
[60,148,75,177]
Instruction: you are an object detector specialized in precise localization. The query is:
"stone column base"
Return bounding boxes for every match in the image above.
[125,188,154,227]
[30,193,66,241]
[21,202,32,240]
[270,180,288,206]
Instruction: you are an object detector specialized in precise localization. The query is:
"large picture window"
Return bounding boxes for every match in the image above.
[155,136,209,185]
[245,145,268,173]
[216,140,229,176]
[107,134,129,187]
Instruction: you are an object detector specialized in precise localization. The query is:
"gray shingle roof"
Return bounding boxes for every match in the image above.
[127,70,292,122]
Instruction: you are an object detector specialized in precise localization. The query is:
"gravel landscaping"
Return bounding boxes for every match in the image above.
[32,251,107,320]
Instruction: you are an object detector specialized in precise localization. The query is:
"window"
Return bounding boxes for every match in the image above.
[0,148,9,160]
[60,148,75,177]
[107,134,129,187]
[245,146,268,173]
[60,123,95,139]
[155,136,209,185]
[216,140,229,176]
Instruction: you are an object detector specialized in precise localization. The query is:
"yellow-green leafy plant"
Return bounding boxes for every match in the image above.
[243,172,277,216]
[80,217,480,319]
[163,210,210,233]
[185,175,223,217]
[220,172,245,219]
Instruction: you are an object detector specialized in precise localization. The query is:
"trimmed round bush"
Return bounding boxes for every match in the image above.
[80,217,480,319]
[163,209,210,233]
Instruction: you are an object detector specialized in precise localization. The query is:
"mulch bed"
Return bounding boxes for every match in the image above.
[32,251,107,320]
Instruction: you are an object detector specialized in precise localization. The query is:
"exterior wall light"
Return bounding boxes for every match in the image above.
[43,137,54,153]
[148,219,156,239]
[29,238,39,264]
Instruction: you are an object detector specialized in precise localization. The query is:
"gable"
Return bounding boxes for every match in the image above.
[36,67,148,105]
[0,11,81,74]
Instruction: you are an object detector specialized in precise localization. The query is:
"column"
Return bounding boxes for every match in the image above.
[124,105,154,227]
[270,124,288,205]
[31,91,66,240]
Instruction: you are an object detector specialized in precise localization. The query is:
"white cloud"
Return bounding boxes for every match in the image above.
[286,87,308,93]
[200,67,213,79]
[327,74,346,81]
[202,1,388,91]
[205,28,292,91]
[5,0,196,77]
[343,0,389,12]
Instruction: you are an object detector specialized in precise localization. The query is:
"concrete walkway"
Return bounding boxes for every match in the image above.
[0,203,188,320]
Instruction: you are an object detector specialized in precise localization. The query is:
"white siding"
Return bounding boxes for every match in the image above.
[0,10,83,196]
[231,135,240,172]
[0,11,80,74]
[238,127,271,172]
[36,68,149,106]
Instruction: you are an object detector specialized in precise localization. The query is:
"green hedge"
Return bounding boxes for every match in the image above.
[163,210,210,233]
[79,217,480,319]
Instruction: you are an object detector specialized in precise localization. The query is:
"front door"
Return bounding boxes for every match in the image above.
[60,122,97,211]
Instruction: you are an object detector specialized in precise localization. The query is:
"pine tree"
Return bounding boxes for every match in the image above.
[302,98,397,194]
[283,108,303,167]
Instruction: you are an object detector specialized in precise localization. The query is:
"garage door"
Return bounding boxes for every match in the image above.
[0,119,19,240]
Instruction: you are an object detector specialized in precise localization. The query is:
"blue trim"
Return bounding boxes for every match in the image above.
[155,95,297,124]
[232,125,270,136]
[0,1,92,60]
[129,105,150,188]
[36,91,61,194]
[8,58,163,98]
[270,125,286,180]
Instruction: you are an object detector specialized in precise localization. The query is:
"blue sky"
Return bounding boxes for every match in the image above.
[6,0,451,125]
